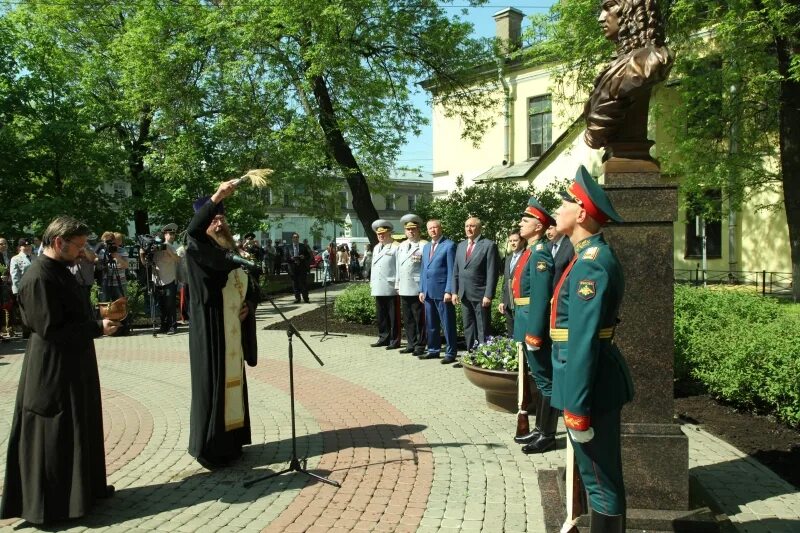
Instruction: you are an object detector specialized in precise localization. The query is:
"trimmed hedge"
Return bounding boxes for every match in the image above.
[333,276,509,334]
[675,285,800,427]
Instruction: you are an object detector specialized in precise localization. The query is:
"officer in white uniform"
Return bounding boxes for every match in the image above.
[395,214,428,355]
[369,219,400,349]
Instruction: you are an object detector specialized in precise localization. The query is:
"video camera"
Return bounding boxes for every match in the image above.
[137,234,167,263]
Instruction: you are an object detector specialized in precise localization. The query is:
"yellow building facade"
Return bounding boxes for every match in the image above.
[430,8,791,278]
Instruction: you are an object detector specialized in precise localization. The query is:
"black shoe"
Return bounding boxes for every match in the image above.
[294,298,301,303]
[521,434,556,454]
[413,347,426,356]
[420,353,440,360]
[167,328,177,335]
[370,341,389,347]
[98,485,115,499]
[441,356,457,364]
[303,299,310,303]
[514,429,542,444]
[400,347,415,354]
[386,343,401,350]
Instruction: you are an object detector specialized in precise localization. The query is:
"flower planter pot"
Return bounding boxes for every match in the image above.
[462,361,539,413]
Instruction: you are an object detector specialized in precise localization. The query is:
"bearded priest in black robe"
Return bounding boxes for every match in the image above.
[1,216,120,524]
[186,179,259,469]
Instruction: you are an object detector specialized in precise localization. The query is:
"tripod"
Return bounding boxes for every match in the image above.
[310,278,346,342]
[244,293,340,489]
[140,256,160,337]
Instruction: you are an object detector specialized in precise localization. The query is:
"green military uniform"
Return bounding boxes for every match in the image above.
[550,166,634,518]
[523,237,554,396]
[513,198,560,455]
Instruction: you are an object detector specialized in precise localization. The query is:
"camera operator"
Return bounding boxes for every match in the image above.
[143,223,181,334]
[95,231,129,302]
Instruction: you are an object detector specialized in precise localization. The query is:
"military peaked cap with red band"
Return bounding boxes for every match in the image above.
[560,165,623,225]
[522,196,555,227]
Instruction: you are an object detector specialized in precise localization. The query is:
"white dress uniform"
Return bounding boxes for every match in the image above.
[395,230,428,354]
[369,220,400,348]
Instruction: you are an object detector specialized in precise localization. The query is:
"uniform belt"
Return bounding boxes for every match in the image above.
[513,297,529,305]
[550,327,615,342]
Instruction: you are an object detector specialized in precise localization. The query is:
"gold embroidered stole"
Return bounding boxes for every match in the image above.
[221,268,246,431]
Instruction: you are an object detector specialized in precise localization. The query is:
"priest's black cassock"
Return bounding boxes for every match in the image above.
[186,200,258,465]
[1,256,108,524]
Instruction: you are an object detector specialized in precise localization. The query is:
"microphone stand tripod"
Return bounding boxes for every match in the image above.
[310,278,346,342]
[244,292,340,489]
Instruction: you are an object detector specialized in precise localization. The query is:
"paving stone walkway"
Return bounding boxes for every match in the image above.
[0,283,798,532]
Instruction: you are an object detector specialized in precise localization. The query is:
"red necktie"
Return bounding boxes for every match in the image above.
[466,240,474,260]
[429,242,436,259]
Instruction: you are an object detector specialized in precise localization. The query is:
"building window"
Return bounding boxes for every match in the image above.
[339,191,348,210]
[685,190,722,259]
[408,194,417,211]
[112,182,127,197]
[528,95,552,158]
[283,191,292,207]
[385,194,396,210]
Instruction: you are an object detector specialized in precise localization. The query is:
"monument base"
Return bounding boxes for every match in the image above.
[537,467,727,533]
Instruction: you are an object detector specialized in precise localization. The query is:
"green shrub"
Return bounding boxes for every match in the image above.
[332,276,508,334]
[333,283,375,325]
[674,285,800,427]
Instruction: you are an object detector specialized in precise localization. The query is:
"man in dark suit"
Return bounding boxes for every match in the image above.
[452,217,499,355]
[284,232,311,303]
[498,230,525,336]
[418,219,458,363]
[546,225,574,288]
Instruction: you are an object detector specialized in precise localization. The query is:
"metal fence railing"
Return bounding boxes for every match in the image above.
[674,269,794,297]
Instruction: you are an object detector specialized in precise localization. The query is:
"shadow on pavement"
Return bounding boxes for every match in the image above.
[12,423,437,530]
[691,456,799,519]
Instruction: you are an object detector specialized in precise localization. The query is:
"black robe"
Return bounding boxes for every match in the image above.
[1,256,107,524]
[186,201,258,462]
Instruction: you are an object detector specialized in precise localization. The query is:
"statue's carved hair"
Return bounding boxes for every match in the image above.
[616,0,666,54]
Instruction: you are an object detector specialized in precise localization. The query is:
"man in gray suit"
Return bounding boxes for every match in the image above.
[395,214,428,355]
[452,217,499,357]
[370,219,401,349]
[497,230,525,336]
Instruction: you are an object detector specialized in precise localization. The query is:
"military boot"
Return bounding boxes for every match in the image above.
[521,396,559,454]
[589,509,625,533]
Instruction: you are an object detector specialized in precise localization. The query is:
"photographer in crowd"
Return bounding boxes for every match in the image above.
[242,232,264,286]
[143,223,181,335]
[96,231,129,302]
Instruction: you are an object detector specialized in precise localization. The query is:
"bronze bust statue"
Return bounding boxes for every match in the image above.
[584,0,674,158]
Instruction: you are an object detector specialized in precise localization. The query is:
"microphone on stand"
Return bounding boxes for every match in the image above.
[226,250,262,272]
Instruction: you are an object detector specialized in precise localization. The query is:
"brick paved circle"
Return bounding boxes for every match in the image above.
[250,360,433,533]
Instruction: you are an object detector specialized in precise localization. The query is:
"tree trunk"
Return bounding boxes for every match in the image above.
[310,74,380,246]
[129,109,152,237]
[776,37,800,301]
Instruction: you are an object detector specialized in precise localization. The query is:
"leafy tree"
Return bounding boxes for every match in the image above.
[223,0,498,244]
[1,1,498,245]
[524,0,800,299]
[415,177,568,247]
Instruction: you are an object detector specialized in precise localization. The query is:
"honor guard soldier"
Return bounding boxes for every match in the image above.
[370,219,401,349]
[513,197,560,454]
[551,165,634,531]
[395,214,428,355]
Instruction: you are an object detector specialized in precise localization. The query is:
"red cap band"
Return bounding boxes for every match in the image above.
[568,182,608,225]
[524,206,552,227]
